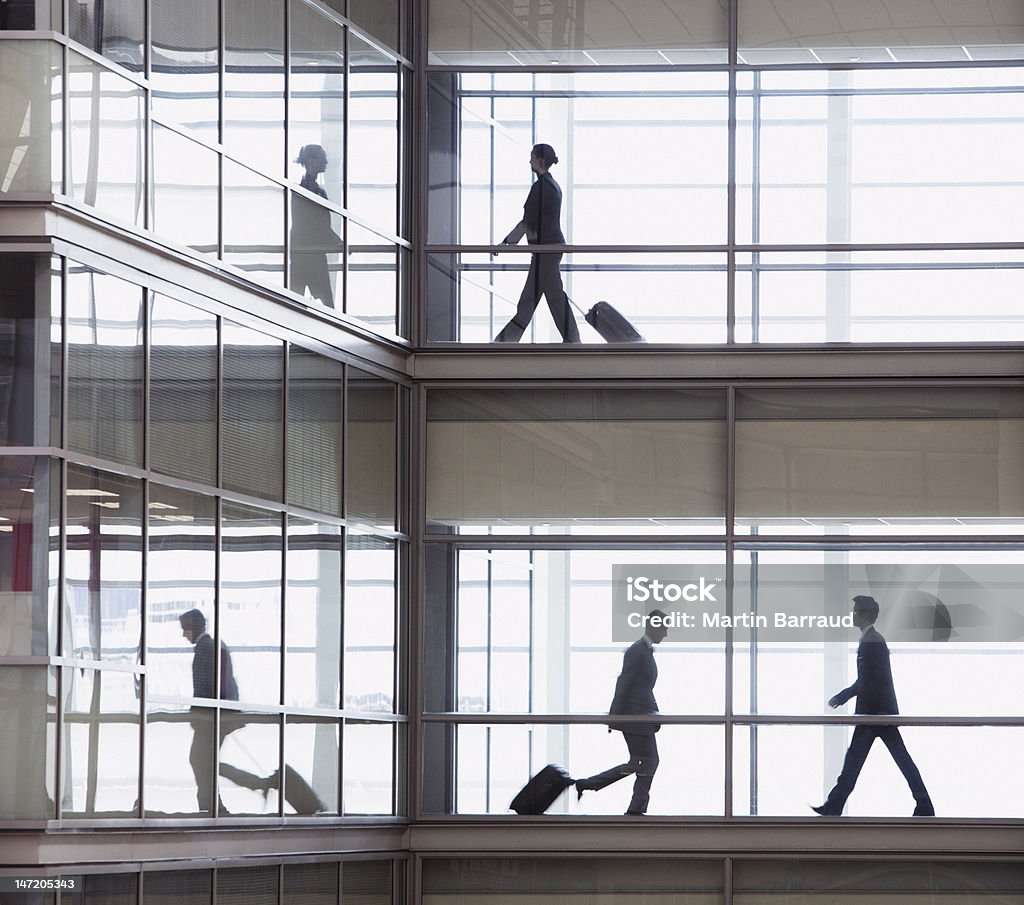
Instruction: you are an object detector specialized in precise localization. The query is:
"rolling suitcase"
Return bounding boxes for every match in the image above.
[568,297,646,343]
[509,763,574,815]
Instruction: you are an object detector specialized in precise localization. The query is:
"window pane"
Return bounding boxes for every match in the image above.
[0,665,56,819]
[66,264,144,466]
[63,666,140,816]
[0,456,57,656]
[289,190,343,310]
[224,0,284,175]
[67,50,144,227]
[0,254,60,447]
[151,0,219,145]
[149,295,217,484]
[346,222,397,334]
[219,709,280,815]
[64,465,142,664]
[348,35,398,234]
[284,715,338,814]
[152,124,219,258]
[286,517,341,709]
[221,501,282,705]
[428,0,728,66]
[288,348,343,515]
[343,720,393,814]
[344,533,394,712]
[426,389,727,533]
[347,368,396,528]
[145,704,214,816]
[735,388,1024,534]
[0,40,62,194]
[223,159,285,288]
[68,0,144,71]
[222,320,284,500]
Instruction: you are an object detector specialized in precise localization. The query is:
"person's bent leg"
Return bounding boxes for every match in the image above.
[494,257,542,342]
[879,726,933,814]
[624,733,659,815]
[575,732,640,794]
[819,725,877,815]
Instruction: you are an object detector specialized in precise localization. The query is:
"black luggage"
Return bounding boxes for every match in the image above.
[584,300,645,343]
[277,764,327,814]
[509,763,574,815]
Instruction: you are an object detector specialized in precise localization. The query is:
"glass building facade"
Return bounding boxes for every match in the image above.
[2,0,1024,902]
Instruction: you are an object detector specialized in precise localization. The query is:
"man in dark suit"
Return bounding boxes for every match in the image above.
[812,595,934,817]
[574,609,669,815]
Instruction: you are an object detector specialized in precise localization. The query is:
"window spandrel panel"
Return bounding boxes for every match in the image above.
[143,870,212,905]
[0,40,62,195]
[66,265,144,466]
[222,321,284,501]
[151,0,219,145]
[68,0,144,71]
[150,295,217,484]
[349,0,399,54]
[347,368,396,529]
[64,465,142,664]
[735,388,1024,534]
[428,0,729,66]
[342,860,392,905]
[426,389,727,534]
[63,666,141,817]
[64,873,138,905]
[67,51,144,227]
[224,0,284,176]
[284,862,338,905]
[217,867,277,905]
[0,666,56,819]
[287,348,343,516]
[222,159,285,288]
[152,124,219,258]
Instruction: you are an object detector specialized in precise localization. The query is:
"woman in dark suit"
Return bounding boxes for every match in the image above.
[493,143,580,342]
[290,144,341,308]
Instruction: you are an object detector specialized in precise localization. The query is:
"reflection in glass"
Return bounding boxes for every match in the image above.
[146,485,216,701]
[221,502,282,705]
[344,720,393,815]
[68,0,144,70]
[425,388,727,533]
[218,710,280,815]
[145,704,212,816]
[143,869,211,905]
[345,534,395,712]
[64,465,142,664]
[346,222,398,333]
[67,51,144,226]
[288,349,343,516]
[0,254,60,447]
[150,295,217,484]
[66,264,144,466]
[151,0,219,144]
[286,517,341,709]
[224,0,284,175]
[347,368,396,528]
[217,866,277,905]
[222,321,284,500]
[284,715,339,814]
[423,858,723,903]
[223,159,285,287]
[342,860,392,905]
[152,124,219,257]
[289,0,344,202]
[63,666,140,817]
[0,41,61,195]
[348,34,398,233]
[284,862,338,905]
[0,666,55,819]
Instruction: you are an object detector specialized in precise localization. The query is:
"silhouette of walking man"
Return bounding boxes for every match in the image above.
[812,595,934,817]
[574,609,669,815]
[493,143,580,343]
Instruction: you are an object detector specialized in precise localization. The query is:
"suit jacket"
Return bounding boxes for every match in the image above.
[192,633,240,701]
[833,625,899,715]
[502,172,566,246]
[608,637,660,734]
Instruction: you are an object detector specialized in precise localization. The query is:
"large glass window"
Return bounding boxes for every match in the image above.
[68,0,144,71]
[0,665,56,819]
[0,40,62,195]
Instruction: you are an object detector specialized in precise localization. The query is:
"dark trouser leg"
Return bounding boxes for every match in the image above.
[535,252,580,342]
[623,732,659,814]
[494,257,542,342]
[189,718,214,813]
[821,725,877,815]
[879,726,932,811]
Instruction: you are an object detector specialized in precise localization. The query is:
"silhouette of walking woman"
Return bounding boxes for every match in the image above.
[290,144,341,308]
[493,143,580,343]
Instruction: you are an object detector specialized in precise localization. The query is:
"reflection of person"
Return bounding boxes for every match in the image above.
[574,610,669,815]
[179,608,238,812]
[813,596,934,817]
[493,143,580,343]
[291,144,341,308]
